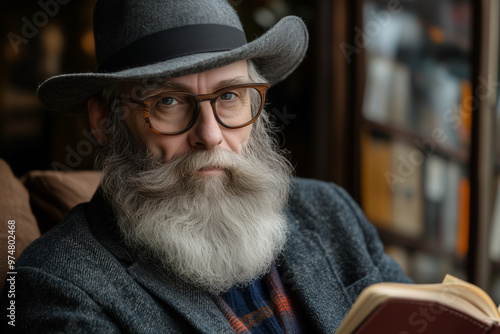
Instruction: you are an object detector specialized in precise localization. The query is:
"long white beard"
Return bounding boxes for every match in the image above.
[99,135,291,294]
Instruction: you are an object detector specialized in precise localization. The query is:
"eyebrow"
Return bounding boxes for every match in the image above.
[211,76,253,90]
[140,76,253,97]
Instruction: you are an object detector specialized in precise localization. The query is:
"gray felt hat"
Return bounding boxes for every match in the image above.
[37,0,309,113]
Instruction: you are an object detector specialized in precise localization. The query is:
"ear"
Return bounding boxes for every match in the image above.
[87,95,110,146]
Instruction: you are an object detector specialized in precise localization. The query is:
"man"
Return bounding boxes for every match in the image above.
[2,0,410,332]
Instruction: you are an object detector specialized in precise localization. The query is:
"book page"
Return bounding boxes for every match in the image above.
[337,277,500,334]
[442,274,500,321]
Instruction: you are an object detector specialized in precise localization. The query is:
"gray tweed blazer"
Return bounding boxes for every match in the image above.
[1,178,410,333]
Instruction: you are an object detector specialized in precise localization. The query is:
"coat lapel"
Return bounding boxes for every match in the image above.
[126,260,234,333]
[279,209,353,332]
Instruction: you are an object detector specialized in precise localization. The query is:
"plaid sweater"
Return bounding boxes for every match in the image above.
[214,265,304,334]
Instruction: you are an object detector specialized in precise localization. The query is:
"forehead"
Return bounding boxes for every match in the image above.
[170,60,249,85]
[122,60,249,95]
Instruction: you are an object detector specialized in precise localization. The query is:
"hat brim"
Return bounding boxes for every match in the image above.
[37,16,308,113]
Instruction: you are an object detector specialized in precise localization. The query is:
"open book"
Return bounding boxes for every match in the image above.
[337,275,500,334]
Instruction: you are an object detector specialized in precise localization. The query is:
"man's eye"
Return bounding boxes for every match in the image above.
[220,92,236,101]
[160,97,177,105]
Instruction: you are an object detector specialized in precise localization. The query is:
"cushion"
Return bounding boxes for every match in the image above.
[22,170,101,234]
[0,159,41,292]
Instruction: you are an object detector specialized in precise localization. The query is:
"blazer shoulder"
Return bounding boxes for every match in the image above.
[15,203,112,275]
[287,177,377,246]
[288,177,359,221]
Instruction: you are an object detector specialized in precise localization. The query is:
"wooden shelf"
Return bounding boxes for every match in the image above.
[362,118,470,164]
[376,226,466,267]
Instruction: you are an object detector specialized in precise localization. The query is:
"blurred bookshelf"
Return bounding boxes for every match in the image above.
[354,0,500,302]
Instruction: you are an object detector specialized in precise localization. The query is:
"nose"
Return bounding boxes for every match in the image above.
[188,101,223,149]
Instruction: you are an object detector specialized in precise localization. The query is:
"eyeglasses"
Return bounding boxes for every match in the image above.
[123,83,270,135]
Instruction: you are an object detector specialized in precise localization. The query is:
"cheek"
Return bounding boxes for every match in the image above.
[124,113,190,160]
[223,126,253,153]
[157,135,191,162]
[123,110,148,143]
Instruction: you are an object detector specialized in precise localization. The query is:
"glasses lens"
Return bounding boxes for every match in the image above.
[148,93,196,134]
[215,87,262,127]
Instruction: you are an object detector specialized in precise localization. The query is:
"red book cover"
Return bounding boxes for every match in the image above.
[337,275,500,334]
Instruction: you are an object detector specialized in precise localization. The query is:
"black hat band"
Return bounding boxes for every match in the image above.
[98,24,248,73]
